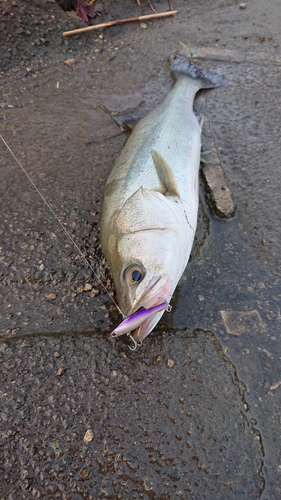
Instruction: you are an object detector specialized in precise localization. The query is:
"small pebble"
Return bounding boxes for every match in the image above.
[84,283,92,292]
[64,58,75,67]
[167,359,174,368]
[53,351,61,358]
[80,469,89,478]
[270,380,281,391]
[239,2,246,8]
[56,367,65,376]
[140,22,148,29]
[83,429,94,443]
[47,293,57,300]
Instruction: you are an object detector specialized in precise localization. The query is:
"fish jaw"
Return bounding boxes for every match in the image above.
[133,309,167,342]
[128,274,173,315]
[127,273,173,341]
[110,273,173,341]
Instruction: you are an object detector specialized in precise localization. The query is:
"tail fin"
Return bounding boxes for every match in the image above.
[169,55,227,89]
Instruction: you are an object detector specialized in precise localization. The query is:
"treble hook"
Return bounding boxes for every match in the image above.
[128,334,142,351]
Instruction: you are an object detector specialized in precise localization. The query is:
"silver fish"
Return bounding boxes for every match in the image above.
[101,55,225,343]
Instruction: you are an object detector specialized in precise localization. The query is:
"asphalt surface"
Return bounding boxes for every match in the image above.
[1,0,281,498]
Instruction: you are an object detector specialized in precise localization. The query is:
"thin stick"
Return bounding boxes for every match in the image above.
[62,10,177,37]
[147,1,157,14]
[0,134,125,318]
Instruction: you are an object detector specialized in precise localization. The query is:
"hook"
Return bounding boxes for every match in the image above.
[128,334,142,351]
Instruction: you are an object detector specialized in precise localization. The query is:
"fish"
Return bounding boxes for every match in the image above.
[100,55,226,344]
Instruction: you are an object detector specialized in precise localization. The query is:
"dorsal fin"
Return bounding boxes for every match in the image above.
[151,150,180,197]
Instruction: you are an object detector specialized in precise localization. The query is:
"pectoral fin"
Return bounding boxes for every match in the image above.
[100,102,146,131]
[151,150,180,197]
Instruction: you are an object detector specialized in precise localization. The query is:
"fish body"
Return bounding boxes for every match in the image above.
[101,56,225,342]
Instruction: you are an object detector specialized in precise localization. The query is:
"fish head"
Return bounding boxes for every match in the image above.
[110,226,187,341]
[102,188,195,341]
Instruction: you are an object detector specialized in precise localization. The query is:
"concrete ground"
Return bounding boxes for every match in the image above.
[1,0,281,498]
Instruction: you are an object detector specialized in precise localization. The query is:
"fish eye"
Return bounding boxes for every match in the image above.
[125,265,145,285]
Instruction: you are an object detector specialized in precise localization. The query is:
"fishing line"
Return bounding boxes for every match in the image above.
[0,134,124,318]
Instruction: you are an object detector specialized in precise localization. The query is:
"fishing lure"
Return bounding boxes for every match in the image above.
[111,301,171,350]
[111,301,170,337]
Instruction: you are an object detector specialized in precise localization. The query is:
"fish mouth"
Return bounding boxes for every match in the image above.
[110,275,173,344]
[129,275,172,314]
[131,309,166,343]
[129,274,172,342]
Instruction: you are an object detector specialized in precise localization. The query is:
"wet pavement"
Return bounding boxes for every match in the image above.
[1,0,281,498]
[0,330,264,499]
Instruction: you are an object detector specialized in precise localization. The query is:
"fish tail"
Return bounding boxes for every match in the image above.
[169,55,227,89]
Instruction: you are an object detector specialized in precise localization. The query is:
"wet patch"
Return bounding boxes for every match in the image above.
[0,329,264,498]
[220,309,266,336]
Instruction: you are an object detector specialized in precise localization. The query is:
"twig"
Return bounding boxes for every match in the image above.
[62,10,177,37]
[148,1,157,14]
[136,0,157,10]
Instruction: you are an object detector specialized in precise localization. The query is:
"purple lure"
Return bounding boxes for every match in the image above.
[110,301,169,338]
